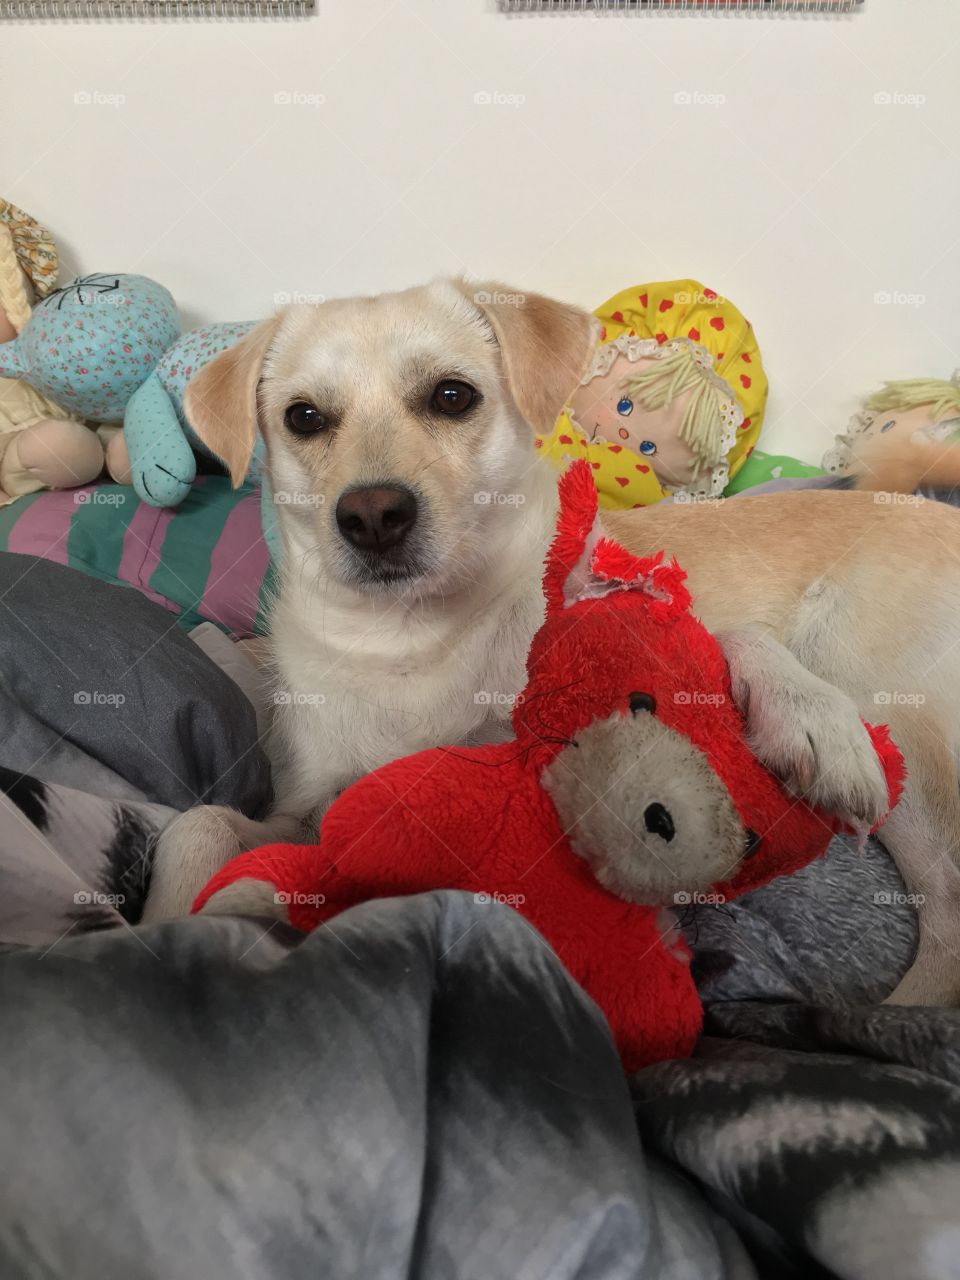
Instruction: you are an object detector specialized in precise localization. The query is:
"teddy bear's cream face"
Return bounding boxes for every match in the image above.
[541,702,751,907]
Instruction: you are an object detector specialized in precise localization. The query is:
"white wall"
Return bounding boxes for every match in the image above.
[4,0,959,461]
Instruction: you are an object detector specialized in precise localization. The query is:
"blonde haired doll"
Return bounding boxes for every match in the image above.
[536,280,768,509]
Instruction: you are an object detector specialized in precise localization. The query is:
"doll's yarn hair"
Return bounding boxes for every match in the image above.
[620,343,734,471]
[866,377,960,424]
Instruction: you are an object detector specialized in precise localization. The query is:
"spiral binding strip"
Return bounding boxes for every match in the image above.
[1,0,313,15]
[499,0,861,11]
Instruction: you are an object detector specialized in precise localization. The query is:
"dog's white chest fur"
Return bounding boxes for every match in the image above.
[267,524,549,817]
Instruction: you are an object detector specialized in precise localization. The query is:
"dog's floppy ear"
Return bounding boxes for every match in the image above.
[462,282,599,433]
[183,315,282,487]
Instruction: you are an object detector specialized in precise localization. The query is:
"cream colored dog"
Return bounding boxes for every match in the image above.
[145,280,960,1008]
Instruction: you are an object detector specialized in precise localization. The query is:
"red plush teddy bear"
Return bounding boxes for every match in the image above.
[195,462,904,1072]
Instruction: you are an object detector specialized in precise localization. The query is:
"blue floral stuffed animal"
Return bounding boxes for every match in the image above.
[0,272,268,504]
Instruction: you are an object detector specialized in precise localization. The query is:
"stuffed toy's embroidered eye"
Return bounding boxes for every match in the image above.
[285,402,330,435]
[629,691,657,715]
[638,440,658,456]
[431,380,477,416]
[616,396,634,417]
[643,802,675,843]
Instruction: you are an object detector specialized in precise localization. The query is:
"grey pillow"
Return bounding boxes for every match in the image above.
[0,554,272,816]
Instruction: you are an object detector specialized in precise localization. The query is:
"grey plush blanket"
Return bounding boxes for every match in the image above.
[1,891,958,1280]
[2,552,959,1279]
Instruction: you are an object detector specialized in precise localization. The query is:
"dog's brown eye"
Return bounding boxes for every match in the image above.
[285,402,328,435]
[431,380,477,416]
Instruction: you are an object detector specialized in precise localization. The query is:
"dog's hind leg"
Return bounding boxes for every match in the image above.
[720,629,960,1004]
[877,713,960,1006]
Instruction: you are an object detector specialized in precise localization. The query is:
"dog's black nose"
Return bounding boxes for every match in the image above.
[336,485,418,553]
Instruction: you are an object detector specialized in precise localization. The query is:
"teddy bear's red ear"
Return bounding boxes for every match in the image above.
[542,461,604,613]
[542,461,692,615]
[590,540,692,615]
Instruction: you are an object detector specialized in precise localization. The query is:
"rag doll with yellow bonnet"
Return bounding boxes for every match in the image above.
[536,281,768,509]
[0,200,118,505]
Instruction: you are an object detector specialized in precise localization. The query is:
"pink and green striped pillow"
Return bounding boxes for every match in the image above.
[0,478,275,639]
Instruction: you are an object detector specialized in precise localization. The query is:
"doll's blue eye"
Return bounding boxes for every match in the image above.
[616,397,634,417]
[639,440,657,456]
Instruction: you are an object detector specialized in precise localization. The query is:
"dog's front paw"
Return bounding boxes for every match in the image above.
[746,684,888,830]
[720,632,889,830]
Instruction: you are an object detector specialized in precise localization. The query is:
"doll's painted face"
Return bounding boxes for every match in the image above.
[569,357,703,488]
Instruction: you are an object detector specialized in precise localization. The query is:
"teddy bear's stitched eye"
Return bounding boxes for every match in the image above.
[629,691,656,715]
[638,440,658,456]
[644,803,675,843]
[616,396,634,417]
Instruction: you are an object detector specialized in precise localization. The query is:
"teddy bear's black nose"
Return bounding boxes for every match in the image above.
[644,802,675,843]
[744,829,762,858]
[630,691,657,715]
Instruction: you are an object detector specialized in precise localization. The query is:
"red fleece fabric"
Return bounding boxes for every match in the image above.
[194,462,905,1073]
